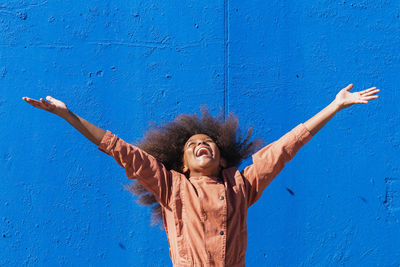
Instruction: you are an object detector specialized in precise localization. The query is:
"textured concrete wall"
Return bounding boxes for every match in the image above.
[1,0,399,266]
[228,1,400,266]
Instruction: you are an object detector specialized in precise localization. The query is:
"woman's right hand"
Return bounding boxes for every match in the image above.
[22,96,69,117]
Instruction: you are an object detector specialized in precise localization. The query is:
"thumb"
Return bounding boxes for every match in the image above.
[344,84,354,91]
[46,96,58,104]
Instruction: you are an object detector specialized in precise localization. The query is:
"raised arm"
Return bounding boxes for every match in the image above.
[23,95,173,207]
[243,84,380,207]
[304,84,380,136]
[22,96,106,145]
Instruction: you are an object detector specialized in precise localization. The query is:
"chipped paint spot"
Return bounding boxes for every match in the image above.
[383,178,400,213]
[286,187,295,196]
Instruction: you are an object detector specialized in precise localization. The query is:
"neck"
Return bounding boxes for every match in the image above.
[189,168,221,178]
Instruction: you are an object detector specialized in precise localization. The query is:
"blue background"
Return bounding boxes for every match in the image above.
[2,0,399,266]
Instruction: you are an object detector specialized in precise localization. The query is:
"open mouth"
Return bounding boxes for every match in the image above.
[195,146,213,158]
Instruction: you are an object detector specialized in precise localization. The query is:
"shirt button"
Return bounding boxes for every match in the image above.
[219,196,224,200]
[219,231,224,235]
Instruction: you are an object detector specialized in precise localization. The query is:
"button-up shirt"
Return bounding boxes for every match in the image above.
[98,123,313,266]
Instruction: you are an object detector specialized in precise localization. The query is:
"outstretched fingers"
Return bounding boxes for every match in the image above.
[361,86,377,92]
[41,98,55,110]
[40,97,52,106]
[360,88,380,97]
[362,95,379,101]
[358,88,380,104]
[23,96,52,111]
[23,97,43,108]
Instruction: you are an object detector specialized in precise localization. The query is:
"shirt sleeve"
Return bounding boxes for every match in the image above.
[98,130,173,208]
[241,123,313,207]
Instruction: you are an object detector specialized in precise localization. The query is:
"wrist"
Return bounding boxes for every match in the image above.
[58,109,72,120]
[331,99,342,112]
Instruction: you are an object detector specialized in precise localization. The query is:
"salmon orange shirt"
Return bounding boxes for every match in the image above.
[98,123,313,266]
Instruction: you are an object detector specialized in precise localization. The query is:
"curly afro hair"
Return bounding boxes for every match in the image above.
[124,107,262,228]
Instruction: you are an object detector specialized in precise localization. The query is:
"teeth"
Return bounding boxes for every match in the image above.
[196,147,211,157]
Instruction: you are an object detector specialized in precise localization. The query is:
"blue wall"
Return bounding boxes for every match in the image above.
[2,0,399,266]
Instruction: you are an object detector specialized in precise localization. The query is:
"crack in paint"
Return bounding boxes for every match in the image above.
[382,177,400,223]
[34,43,74,49]
[223,0,230,119]
[0,0,48,18]
[0,0,48,11]
[0,37,210,50]
[88,37,205,50]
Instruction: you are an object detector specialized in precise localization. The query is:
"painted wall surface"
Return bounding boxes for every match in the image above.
[228,1,399,266]
[1,0,399,266]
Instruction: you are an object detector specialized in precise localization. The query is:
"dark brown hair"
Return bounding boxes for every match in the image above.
[125,108,262,228]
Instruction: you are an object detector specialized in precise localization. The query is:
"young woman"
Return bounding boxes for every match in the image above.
[22,84,379,266]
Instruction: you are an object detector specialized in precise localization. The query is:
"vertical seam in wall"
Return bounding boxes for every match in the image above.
[223,0,230,119]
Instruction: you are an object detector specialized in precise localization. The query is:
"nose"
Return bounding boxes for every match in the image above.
[197,140,207,146]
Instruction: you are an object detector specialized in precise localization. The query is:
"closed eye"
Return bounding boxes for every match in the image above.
[185,138,214,148]
[186,141,195,147]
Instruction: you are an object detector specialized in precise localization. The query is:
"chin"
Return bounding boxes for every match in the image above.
[197,161,218,171]
[196,158,215,166]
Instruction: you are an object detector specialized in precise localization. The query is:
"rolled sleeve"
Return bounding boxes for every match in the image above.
[98,130,119,155]
[242,123,313,207]
[98,130,173,207]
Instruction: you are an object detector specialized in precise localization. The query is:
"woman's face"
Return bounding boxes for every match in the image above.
[182,134,225,177]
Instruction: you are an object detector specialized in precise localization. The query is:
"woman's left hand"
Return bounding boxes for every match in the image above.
[334,84,380,110]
